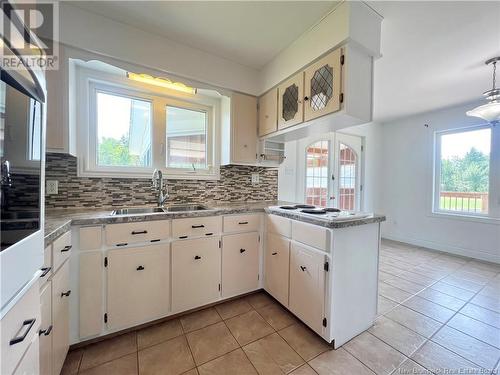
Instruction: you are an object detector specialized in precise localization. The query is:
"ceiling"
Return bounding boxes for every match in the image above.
[71,1,337,70]
[70,1,500,123]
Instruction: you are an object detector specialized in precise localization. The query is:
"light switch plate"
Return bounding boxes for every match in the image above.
[46,180,58,195]
[251,173,260,185]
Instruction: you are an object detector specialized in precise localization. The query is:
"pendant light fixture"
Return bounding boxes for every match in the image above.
[466,57,500,123]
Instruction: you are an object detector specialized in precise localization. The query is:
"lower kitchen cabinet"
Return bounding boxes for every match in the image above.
[107,244,170,330]
[222,232,259,298]
[39,282,52,375]
[52,260,70,375]
[172,237,221,312]
[264,233,290,306]
[289,243,326,333]
[14,335,40,375]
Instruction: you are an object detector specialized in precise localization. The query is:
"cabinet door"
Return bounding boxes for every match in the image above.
[107,244,170,330]
[222,232,259,298]
[14,335,39,375]
[52,260,70,375]
[258,88,278,137]
[232,93,258,163]
[264,233,290,306]
[172,237,221,312]
[39,282,52,375]
[79,252,103,339]
[289,243,326,333]
[278,73,304,130]
[303,48,342,122]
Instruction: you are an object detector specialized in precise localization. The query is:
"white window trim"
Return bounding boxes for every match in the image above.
[432,123,498,220]
[76,66,220,180]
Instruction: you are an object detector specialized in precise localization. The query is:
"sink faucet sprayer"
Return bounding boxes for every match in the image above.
[152,169,169,207]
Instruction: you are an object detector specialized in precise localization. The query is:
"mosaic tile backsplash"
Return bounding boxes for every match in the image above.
[45,153,278,208]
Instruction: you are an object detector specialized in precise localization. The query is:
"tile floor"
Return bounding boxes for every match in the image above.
[62,239,500,375]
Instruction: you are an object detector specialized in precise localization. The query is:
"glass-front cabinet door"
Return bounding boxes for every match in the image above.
[278,72,304,130]
[303,48,342,122]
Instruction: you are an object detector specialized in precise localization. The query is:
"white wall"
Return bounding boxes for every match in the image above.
[380,101,500,263]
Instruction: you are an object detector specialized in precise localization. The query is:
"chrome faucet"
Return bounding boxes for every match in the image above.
[152,169,169,207]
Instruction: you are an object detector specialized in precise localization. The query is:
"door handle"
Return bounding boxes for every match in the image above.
[240,248,246,253]
[300,266,307,272]
[271,252,278,256]
[136,265,145,271]
[131,230,147,235]
[194,255,201,260]
[61,290,71,297]
[60,245,72,252]
[10,319,36,345]
[39,325,52,336]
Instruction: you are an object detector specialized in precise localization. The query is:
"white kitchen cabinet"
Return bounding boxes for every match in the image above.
[303,48,342,122]
[172,237,221,312]
[79,252,103,339]
[13,335,39,375]
[289,243,326,333]
[227,93,258,164]
[223,214,261,234]
[264,233,290,306]
[39,282,52,375]
[278,72,304,130]
[52,231,72,273]
[267,214,291,238]
[172,216,221,239]
[258,88,278,137]
[52,260,70,375]
[107,244,170,330]
[222,232,259,298]
[105,221,170,246]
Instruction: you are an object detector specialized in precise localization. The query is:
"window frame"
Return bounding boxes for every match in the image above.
[432,123,494,219]
[76,66,219,180]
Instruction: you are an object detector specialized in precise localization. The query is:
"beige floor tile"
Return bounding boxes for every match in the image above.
[447,314,500,348]
[411,341,483,374]
[398,271,437,286]
[181,369,198,375]
[395,359,430,374]
[383,276,426,294]
[412,265,448,280]
[385,305,442,338]
[256,302,297,330]
[289,364,317,375]
[60,349,83,375]
[80,332,137,371]
[377,295,398,316]
[417,288,467,311]
[441,275,484,293]
[278,324,330,361]
[215,298,253,320]
[453,270,496,285]
[430,281,475,301]
[403,296,455,323]
[225,310,274,346]
[79,353,137,375]
[197,349,258,375]
[343,332,406,375]
[379,263,405,277]
[243,332,304,374]
[138,335,195,375]
[180,308,222,333]
[245,292,274,309]
[137,319,183,349]
[464,260,500,274]
[368,316,427,356]
[460,303,500,328]
[185,321,239,365]
[432,325,500,369]
[378,282,412,303]
[470,293,500,313]
[309,348,375,375]
[380,257,415,271]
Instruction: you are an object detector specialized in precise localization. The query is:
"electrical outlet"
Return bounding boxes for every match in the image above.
[46,180,58,195]
[251,173,260,185]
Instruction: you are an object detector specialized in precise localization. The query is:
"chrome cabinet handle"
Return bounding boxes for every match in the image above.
[10,319,36,345]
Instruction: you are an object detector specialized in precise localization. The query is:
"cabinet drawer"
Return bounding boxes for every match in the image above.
[172,237,221,312]
[172,216,222,239]
[52,231,72,272]
[267,214,291,238]
[39,245,52,286]
[1,279,41,375]
[223,214,261,233]
[105,220,170,246]
[292,221,329,251]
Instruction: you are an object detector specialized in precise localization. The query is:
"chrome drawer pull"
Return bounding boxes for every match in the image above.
[10,318,36,345]
[61,290,71,298]
[60,245,72,252]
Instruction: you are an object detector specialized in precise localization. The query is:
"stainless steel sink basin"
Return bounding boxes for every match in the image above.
[164,204,209,212]
[111,207,166,215]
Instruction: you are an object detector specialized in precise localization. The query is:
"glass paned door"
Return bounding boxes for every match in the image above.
[305,140,329,206]
[334,133,362,211]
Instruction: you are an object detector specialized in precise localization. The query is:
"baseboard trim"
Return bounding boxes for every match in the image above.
[382,234,500,264]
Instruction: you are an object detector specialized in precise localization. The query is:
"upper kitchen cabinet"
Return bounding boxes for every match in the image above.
[303,48,342,122]
[258,88,278,137]
[278,72,304,130]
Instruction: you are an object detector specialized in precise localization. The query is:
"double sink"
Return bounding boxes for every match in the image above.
[111,204,209,216]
